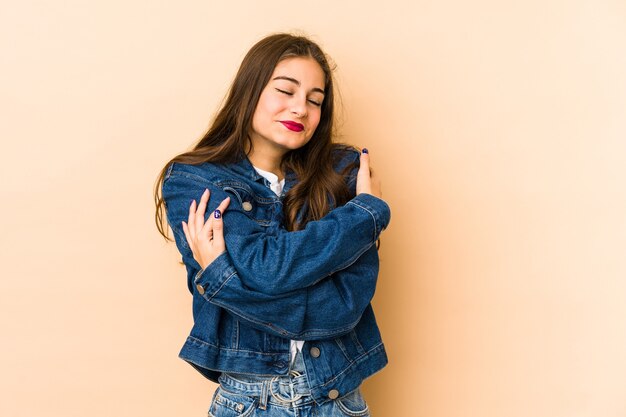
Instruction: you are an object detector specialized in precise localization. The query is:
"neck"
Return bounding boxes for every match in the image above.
[246,143,285,181]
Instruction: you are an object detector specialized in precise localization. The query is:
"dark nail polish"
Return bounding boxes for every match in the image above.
[214,209,221,219]
[362,148,369,154]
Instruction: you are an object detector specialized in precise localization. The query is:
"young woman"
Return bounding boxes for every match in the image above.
[155,33,391,417]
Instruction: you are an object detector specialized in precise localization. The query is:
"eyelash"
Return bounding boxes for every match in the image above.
[275,88,321,107]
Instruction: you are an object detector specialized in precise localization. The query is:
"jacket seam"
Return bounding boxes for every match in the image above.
[185,336,290,356]
[166,170,218,188]
[200,267,237,295]
[346,200,377,241]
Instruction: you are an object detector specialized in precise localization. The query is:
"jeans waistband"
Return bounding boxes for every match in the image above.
[218,349,312,409]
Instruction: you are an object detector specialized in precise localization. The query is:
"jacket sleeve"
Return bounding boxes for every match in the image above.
[183,244,380,340]
[162,167,390,296]
[162,172,385,338]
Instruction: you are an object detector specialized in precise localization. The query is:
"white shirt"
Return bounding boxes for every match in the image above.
[252,165,304,364]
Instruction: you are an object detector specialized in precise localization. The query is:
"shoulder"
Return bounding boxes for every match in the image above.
[164,159,246,186]
[162,160,248,202]
[165,161,219,181]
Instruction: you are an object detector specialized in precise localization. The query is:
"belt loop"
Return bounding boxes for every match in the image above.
[258,380,269,410]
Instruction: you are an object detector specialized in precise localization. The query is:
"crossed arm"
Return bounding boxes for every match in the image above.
[165,151,389,339]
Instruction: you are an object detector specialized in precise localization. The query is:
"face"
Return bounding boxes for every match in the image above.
[249,57,326,156]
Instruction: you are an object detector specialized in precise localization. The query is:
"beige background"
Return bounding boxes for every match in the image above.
[2,1,625,416]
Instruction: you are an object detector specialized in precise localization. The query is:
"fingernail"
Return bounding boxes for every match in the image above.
[214,209,221,219]
[190,199,195,207]
[362,148,369,154]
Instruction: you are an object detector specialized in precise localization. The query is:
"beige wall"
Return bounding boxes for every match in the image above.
[2,1,625,416]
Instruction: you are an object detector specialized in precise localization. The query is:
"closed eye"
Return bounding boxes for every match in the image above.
[276,88,322,107]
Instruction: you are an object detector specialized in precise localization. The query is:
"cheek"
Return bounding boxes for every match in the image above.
[250,106,265,132]
[253,93,280,122]
[261,94,285,115]
[309,111,322,131]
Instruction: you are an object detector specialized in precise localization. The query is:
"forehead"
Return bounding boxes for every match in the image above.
[271,57,326,88]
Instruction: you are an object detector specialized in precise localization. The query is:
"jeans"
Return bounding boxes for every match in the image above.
[209,350,371,417]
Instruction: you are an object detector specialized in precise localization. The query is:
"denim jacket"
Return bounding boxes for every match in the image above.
[161,147,391,405]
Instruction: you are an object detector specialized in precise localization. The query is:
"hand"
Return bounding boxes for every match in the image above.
[181,189,231,270]
[356,149,383,199]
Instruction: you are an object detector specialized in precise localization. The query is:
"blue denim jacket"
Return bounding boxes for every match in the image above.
[161,147,391,405]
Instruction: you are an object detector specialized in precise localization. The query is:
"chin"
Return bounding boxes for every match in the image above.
[275,136,312,151]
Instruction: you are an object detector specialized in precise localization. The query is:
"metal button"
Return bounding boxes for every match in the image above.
[310,346,321,358]
[328,389,339,399]
[242,201,253,211]
[236,403,244,412]
[195,284,205,295]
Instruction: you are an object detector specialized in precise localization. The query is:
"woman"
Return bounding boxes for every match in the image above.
[155,33,391,417]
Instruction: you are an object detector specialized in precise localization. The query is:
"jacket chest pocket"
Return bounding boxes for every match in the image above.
[220,182,275,226]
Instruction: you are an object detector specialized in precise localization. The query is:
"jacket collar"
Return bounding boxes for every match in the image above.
[227,156,298,195]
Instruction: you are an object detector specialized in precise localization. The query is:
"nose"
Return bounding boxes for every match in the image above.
[290,96,307,118]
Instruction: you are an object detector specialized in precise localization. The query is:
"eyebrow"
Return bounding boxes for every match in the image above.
[272,76,325,95]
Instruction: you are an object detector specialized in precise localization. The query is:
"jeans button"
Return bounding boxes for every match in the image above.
[328,389,340,399]
[310,346,321,358]
[195,284,205,295]
[242,201,253,211]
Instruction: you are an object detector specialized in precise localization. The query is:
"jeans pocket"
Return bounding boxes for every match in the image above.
[208,386,257,417]
[335,388,370,417]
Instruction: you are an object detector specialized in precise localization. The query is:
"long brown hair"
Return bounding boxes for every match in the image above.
[154,33,355,240]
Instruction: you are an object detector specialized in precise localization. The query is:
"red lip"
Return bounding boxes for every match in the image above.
[279,121,304,132]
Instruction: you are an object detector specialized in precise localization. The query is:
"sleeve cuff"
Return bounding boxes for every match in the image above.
[193,251,237,300]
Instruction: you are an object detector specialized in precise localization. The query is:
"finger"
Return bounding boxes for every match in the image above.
[187,199,197,241]
[356,149,371,195]
[181,221,193,250]
[210,197,231,250]
[217,196,231,213]
[360,149,371,174]
[194,189,210,235]
[201,196,231,237]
